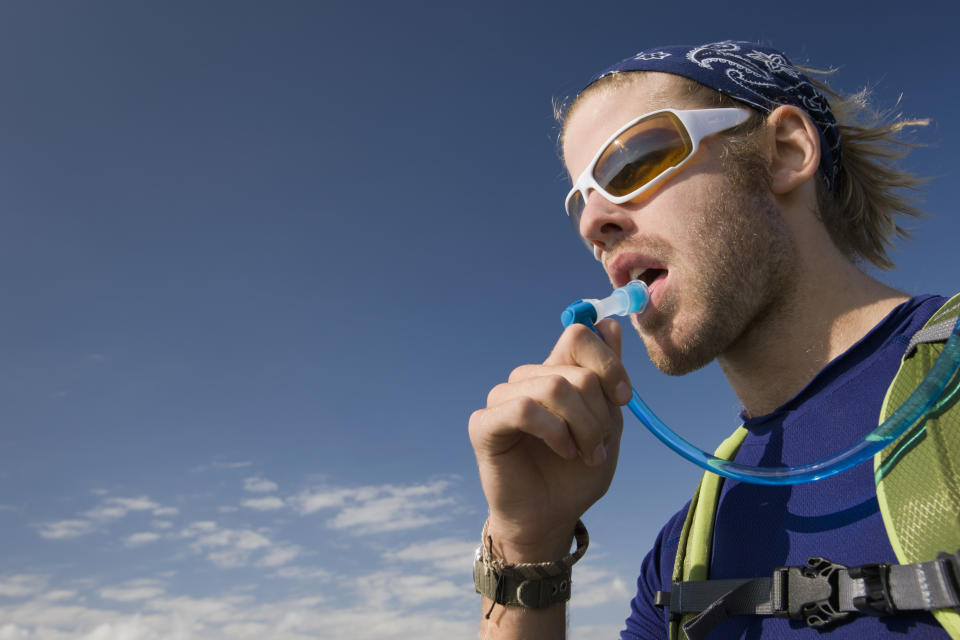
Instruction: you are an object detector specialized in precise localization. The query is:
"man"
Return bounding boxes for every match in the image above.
[468,41,954,638]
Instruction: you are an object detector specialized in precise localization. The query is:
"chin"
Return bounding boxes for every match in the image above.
[647,345,716,376]
[639,324,720,376]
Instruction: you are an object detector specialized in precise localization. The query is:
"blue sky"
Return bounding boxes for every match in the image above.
[2,1,959,638]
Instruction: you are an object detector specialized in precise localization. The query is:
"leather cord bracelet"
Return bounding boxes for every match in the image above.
[474,519,589,616]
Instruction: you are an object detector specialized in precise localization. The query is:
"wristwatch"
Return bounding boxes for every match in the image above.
[473,546,572,608]
[473,519,588,609]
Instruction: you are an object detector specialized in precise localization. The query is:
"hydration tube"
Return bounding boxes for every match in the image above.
[561,281,960,485]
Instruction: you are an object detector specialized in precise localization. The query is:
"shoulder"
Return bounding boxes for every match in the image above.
[620,503,690,640]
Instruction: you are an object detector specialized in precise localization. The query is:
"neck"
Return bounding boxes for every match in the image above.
[718,254,908,419]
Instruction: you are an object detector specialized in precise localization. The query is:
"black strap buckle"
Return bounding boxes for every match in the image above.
[848,562,894,616]
[773,556,851,628]
[936,549,960,602]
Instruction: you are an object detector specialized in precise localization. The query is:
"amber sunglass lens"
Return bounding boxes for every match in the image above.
[566,190,585,221]
[594,113,693,198]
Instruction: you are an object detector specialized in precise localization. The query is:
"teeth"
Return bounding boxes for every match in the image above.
[629,267,648,281]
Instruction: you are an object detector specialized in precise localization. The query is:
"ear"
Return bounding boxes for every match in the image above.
[766,105,821,195]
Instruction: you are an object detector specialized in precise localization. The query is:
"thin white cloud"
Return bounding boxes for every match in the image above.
[83,505,127,519]
[180,521,217,538]
[185,525,274,569]
[37,519,96,539]
[146,593,251,621]
[37,493,179,542]
[293,479,459,535]
[256,545,301,568]
[241,497,285,511]
[98,580,165,602]
[192,529,271,552]
[290,488,353,515]
[193,460,253,473]
[268,566,331,580]
[124,532,162,547]
[330,496,453,534]
[243,476,278,493]
[383,538,476,575]
[84,496,178,520]
[569,565,631,608]
[350,570,471,609]
[0,574,46,598]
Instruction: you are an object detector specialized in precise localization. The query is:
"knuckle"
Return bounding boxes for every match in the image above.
[575,368,602,395]
[543,374,571,398]
[507,364,531,383]
[486,381,515,406]
[468,407,486,426]
[467,409,484,438]
[512,396,543,423]
[565,323,593,340]
[556,323,590,350]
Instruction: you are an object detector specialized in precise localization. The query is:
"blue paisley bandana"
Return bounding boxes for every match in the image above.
[584,40,841,191]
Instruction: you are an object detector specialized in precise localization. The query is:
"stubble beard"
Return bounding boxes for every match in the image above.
[636,181,798,376]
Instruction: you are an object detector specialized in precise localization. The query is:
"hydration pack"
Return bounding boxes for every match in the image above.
[661,294,960,640]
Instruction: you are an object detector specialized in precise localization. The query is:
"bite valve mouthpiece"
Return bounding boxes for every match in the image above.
[560,280,650,328]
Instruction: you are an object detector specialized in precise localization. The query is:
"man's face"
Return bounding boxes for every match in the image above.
[562,73,798,375]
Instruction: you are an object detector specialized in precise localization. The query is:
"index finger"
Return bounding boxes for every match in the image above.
[544,319,631,405]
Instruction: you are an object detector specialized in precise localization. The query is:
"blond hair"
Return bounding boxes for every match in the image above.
[557,71,929,270]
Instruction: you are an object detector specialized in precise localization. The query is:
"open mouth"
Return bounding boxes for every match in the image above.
[638,268,665,287]
[634,268,666,288]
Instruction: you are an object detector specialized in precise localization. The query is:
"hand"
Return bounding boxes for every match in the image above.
[468,319,632,559]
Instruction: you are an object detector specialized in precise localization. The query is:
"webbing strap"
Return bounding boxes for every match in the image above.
[905,317,958,358]
[661,551,960,640]
[669,427,748,640]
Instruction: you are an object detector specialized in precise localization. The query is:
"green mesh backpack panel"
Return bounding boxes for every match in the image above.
[876,293,960,638]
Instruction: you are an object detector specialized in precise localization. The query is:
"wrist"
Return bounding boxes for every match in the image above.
[484,517,577,563]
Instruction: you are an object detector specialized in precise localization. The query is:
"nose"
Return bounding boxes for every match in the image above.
[578,189,634,256]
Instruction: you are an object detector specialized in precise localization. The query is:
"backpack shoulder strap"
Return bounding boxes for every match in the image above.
[668,426,748,640]
[875,292,960,639]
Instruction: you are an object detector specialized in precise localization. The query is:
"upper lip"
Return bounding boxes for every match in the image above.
[605,251,666,289]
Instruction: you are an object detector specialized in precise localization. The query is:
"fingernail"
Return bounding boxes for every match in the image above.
[616,381,632,404]
[591,443,607,466]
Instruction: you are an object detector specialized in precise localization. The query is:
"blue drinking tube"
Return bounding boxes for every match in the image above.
[561,281,960,485]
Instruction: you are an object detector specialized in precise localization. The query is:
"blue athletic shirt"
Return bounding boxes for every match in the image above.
[621,294,951,639]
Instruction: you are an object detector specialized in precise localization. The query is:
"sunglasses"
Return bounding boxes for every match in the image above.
[565,107,750,250]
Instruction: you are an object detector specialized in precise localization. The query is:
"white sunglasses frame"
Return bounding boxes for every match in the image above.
[565,107,751,249]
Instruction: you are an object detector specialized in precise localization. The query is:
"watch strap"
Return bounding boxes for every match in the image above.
[474,558,572,607]
[473,519,588,610]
